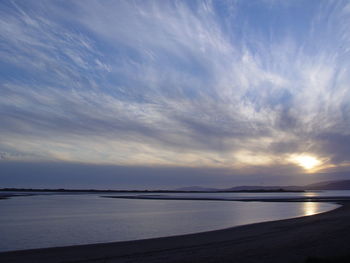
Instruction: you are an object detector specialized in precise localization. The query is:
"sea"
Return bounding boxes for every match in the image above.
[0,190,348,252]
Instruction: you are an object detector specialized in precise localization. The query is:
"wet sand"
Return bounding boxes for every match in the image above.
[1,198,350,263]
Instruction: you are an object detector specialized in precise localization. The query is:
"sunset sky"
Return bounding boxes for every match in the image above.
[1,0,350,189]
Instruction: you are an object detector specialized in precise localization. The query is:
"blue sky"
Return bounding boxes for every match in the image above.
[1,0,350,188]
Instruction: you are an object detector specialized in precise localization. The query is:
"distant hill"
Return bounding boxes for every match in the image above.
[2,179,350,193]
[224,185,302,191]
[175,185,302,192]
[305,180,350,190]
[175,180,350,192]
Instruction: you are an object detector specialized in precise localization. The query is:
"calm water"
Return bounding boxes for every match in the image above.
[0,191,344,252]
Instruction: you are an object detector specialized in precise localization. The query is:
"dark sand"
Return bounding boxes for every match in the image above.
[1,198,350,263]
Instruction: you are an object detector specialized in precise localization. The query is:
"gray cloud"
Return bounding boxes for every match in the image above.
[315,133,350,164]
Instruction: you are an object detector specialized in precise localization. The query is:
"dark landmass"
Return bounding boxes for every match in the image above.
[1,197,350,263]
[306,179,350,190]
[4,178,350,200]
[176,185,303,191]
[0,193,34,200]
[2,179,350,194]
[226,185,303,191]
[0,187,305,194]
[225,189,304,193]
[173,186,219,191]
[175,179,350,192]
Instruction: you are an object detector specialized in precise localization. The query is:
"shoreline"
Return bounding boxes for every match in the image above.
[0,188,307,193]
[1,197,350,262]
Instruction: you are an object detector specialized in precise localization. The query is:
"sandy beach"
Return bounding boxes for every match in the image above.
[0,197,350,263]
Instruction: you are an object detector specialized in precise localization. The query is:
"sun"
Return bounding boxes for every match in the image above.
[289,155,321,170]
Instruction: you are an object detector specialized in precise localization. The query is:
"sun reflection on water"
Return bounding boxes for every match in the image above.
[303,202,318,216]
[303,192,318,197]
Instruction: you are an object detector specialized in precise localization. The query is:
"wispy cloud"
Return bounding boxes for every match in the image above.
[1,0,350,185]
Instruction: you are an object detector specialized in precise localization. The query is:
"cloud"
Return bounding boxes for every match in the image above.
[0,0,350,185]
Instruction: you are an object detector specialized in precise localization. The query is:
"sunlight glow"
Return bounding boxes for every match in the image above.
[289,154,321,170]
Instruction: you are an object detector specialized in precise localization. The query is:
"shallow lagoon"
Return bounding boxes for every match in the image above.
[0,192,342,252]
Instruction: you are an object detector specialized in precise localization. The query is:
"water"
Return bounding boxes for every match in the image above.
[0,191,344,252]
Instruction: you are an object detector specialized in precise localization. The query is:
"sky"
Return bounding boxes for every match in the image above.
[1,0,350,189]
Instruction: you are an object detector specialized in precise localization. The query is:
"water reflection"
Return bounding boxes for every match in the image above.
[303,202,318,216]
[303,192,318,197]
